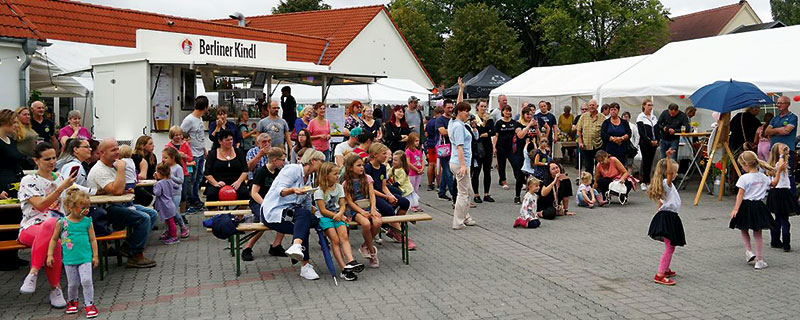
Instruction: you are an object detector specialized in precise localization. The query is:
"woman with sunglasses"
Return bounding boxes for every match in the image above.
[343,100,365,138]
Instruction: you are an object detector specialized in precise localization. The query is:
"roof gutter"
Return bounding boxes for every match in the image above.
[0,37,50,106]
[316,41,330,65]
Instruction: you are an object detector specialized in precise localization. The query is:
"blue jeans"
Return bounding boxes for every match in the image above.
[262,207,318,261]
[322,149,331,162]
[659,139,679,160]
[190,155,205,204]
[577,190,601,207]
[133,204,158,230]
[105,205,151,254]
[438,158,455,198]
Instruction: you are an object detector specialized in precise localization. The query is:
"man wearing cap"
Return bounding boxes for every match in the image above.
[334,127,362,166]
[406,96,424,146]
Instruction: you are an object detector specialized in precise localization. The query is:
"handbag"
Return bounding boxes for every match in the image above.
[436,133,451,158]
[741,115,757,151]
[625,139,638,158]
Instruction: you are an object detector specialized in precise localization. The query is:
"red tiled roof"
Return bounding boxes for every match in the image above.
[215,5,433,85]
[216,5,384,65]
[5,0,329,63]
[668,1,743,42]
[0,0,44,40]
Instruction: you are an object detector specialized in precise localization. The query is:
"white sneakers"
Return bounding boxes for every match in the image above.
[640,183,648,191]
[754,260,768,270]
[49,287,66,308]
[300,263,320,280]
[285,243,305,262]
[19,273,37,294]
[745,250,756,264]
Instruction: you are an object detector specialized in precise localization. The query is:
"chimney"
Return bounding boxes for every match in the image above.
[228,12,246,27]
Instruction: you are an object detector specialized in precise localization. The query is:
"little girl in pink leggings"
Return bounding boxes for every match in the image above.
[646,157,685,286]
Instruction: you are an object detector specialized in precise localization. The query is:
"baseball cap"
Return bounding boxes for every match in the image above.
[349,127,363,138]
[408,96,420,103]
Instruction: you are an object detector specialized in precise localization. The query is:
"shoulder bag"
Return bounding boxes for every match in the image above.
[436,133,451,158]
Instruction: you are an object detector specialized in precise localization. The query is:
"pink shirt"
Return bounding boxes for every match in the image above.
[307,118,331,151]
[58,126,91,141]
[405,148,424,176]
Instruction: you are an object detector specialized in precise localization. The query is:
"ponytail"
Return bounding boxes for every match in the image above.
[738,150,774,173]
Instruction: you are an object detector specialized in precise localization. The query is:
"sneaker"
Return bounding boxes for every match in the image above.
[784,244,792,252]
[469,202,477,208]
[473,196,483,204]
[341,271,358,281]
[427,184,435,191]
[502,183,510,190]
[514,197,521,204]
[159,231,169,241]
[241,248,254,261]
[464,218,477,226]
[285,243,305,262]
[438,194,452,201]
[640,183,648,191]
[50,287,67,308]
[180,228,190,239]
[406,239,417,250]
[385,229,402,243]
[368,251,379,268]
[162,237,180,245]
[653,274,675,286]
[19,273,37,294]
[269,244,288,257]
[126,254,157,268]
[770,242,783,249]
[66,301,79,314]
[513,217,526,228]
[483,195,495,202]
[452,224,466,230]
[664,269,676,278]
[85,304,99,318]
[300,263,320,280]
[745,250,756,264]
[344,260,365,273]
[359,244,370,258]
[754,260,768,270]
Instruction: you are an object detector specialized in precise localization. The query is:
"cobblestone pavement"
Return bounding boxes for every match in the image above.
[2,166,800,319]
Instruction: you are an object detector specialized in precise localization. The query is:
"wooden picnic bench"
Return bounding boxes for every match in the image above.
[205,210,432,276]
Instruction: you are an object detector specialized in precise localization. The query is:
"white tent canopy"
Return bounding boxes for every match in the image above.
[277,78,430,106]
[489,55,647,112]
[32,40,135,96]
[598,25,800,99]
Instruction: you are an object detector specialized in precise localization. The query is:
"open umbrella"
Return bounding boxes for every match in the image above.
[689,79,773,113]
[315,225,338,286]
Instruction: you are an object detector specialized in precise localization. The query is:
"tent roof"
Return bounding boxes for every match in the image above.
[598,25,800,99]
[279,78,429,105]
[490,55,647,98]
[443,66,509,98]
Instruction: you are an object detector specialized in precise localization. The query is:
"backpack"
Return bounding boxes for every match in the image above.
[210,214,240,240]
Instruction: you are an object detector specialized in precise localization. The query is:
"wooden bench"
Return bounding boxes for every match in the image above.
[203,209,252,218]
[0,224,126,281]
[204,200,249,211]
[213,214,433,276]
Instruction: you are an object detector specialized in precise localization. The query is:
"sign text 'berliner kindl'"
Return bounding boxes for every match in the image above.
[195,38,257,59]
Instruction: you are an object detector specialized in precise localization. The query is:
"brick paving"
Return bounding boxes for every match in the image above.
[2,166,800,319]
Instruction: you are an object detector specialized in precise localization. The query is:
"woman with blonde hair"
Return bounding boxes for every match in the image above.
[293,105,313,140]
[14,107,39,164]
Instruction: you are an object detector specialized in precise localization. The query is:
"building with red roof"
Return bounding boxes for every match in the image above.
[668,0,762,43]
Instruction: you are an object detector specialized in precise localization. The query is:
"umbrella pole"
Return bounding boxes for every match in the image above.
[694,115,725,205]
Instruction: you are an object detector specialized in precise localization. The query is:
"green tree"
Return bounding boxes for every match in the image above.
[484,0,547,67]
[389,4,444,84]
[537,0,670,65]
[271,0,331,14]
[771,0,800,25]
[442,3,525,83]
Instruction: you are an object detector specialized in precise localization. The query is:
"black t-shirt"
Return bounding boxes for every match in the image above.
[364,161,387,193]
[131,153,157,180]
[494,119,520,149]
[474,118,495,149]
[31,118,55,143]
[250,166,281,206]
[204,148,247,184]
[0,138,24,195]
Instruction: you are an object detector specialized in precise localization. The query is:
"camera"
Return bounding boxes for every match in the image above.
[469,114,476,122]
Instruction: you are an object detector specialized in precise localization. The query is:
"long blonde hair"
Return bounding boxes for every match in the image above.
[767,142,789,170]
[14,107,33,141]
[738,150,774,173]
[647,158,676,202]
[317,162,338,195]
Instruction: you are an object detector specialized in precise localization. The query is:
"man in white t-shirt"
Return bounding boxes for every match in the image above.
[334,127,362,166]
[87,138,156,268]
[181,96,209,210]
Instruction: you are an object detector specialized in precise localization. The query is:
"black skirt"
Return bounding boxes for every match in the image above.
[766,188,797,217]
[729,199,775,230]
[648,210,686,246]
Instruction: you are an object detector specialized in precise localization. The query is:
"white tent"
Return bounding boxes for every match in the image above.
[32,40,135,97]
[278,78,430,106]
[489,55,647,113]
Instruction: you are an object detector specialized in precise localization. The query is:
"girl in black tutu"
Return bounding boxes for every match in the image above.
[730,151,775,270]
[647,156,683,286]
[767,143,795,252]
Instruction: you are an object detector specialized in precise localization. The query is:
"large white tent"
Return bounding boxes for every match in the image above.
[279,78,430,106]
[489,55,647,113]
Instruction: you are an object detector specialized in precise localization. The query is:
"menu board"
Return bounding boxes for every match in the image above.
[151,65,173,130]
[327,106,345,135]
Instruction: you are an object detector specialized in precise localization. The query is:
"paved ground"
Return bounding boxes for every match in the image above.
[3,165,800,319]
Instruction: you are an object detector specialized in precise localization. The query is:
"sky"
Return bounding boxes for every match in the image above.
[79,0,773,22]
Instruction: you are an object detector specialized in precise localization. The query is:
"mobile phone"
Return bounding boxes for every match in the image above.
[69,166,80,177]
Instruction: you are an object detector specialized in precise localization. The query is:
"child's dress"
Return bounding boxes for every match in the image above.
[405,148,424,194]
[515,192,541,228]
[153,179,178,221]
[755,126,771,161]
[729,172,775,231]
[531,149,551,180]
[389,167,418,208]
[59,217,95,306]
[766,167,797,216]
[648,179,686,246]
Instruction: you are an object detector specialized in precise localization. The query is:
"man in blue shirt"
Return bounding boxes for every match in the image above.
[766,96,797,195]
[435,100,456,201]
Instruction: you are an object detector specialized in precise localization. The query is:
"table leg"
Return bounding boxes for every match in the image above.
[234,233,241,277]
[98,243,105,281]
[401,222,409,265]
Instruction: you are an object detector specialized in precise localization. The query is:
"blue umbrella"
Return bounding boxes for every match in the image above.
[690,80,773,113]
[315,225,338,286]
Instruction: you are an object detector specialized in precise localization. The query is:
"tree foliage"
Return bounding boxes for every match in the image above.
[442,3,525,83]
[271,0,331,14]
[537,0,670,65]
[389,3,444,84]
[771,0,800,26]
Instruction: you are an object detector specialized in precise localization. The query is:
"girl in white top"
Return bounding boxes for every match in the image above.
[514,178,541,229]
[730,151,775,270]
[646,158,684,285]
[766,143,795,251]
[576,171,606,208]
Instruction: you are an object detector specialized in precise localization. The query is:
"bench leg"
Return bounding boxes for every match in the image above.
[98,243,106,281]
[401,222,409,265]
[234,233,241,277]
[115,240,122,266]
[228,236,235,257]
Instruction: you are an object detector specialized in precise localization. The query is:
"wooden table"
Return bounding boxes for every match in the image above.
[0,194,135,210]
[136,180,156,187]
[0,224,19,232]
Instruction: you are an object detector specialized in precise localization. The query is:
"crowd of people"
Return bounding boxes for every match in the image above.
[1,86,797,316]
